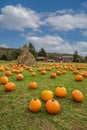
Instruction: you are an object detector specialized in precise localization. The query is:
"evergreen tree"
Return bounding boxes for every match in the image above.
[84,55,87,62]
[38,48,46,57]
[73,50,79,62]
[29,43,36,58]
[0,54,8,61]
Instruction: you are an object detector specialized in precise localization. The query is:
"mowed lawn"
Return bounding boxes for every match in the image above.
[0,61,87,130]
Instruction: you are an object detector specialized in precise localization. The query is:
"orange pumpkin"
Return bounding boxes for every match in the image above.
[50,73,56,78]
[5,71,12,76]
[0,76,9,84]
[31,72,37,76]
[46,99,61,114]
[29,98,42,112]
[16,74,24,80]
[5,82,15,92]
[41,90,53,101]
[75,74,83,81]
[29,82,37,89]
[56,70,62,75]
[55,87,67,98]
[62,70,67,74]
[41,70,46,75]
[0,65,5,71]
[82,71,87,77]
[72,90,84,102]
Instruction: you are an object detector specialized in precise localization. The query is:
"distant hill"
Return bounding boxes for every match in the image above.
[0,47,21,60]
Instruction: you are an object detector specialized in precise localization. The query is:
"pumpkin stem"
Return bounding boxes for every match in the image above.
[59,84,62,87]
[52,99,54,102]
[34,98,37,100]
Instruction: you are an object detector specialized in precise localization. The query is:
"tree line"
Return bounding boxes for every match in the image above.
[29,43,87,63]
[0,43,87,62]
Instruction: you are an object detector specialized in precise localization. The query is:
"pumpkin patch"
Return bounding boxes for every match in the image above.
[0,61,86,130]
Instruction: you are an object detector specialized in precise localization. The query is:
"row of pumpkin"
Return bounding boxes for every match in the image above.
[0,78,84,115]
[0,63,85,115]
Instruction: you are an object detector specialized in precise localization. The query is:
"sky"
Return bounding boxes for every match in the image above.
[0,0,87,56]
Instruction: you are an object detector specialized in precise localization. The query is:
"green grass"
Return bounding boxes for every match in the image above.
[0,61,87,130]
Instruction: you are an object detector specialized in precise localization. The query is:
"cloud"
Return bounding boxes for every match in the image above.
[0,44,8,48]
[75,41,87,56]
[82,2,87,9]
[26,35,87,56]
[26,35,74,53]
[0,5,87,33]
[45,13,87,31]
[81,30,87,36]
[0,5,42,31]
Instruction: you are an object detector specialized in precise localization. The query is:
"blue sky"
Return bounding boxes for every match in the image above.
[0,0,87,56]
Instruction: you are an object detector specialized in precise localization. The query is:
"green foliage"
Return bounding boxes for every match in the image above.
[84,55,87,62]
[0,54,8,61]
[10,48,21,60]
[38,48,47,57]
[29,43,37,58]
[73,50,80,62]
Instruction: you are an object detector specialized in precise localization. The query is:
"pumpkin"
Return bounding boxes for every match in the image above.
[56,70,62,75]
[29,82,37,89]
[62,70,67,74]
[0,76,8,84]
[55,87,67,98]
[50,73,56,78]
[75,74,83,81]
[46,99,61,114]
[72,90,84,102]
[41,70,46,75]
[0,65,5,71]
[16,74,24,80]
[41,90,53,101]
[82,71,87,77]
[5,82,15,92]
[31,72,37,76]
[5,71,12,76]
[29,98,42,112]
[73,70,79,74]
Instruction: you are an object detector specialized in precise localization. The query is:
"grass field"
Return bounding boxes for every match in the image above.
[0,61,87,130]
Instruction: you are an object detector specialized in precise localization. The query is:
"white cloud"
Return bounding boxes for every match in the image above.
[82,2,87,9]
[0,44,8,48]
[81,30,87,36]
[0,5,87,33]
[26,35,64,50]
[45,13,87,31]
[0,5,42,31]
[75,41,87,56]
[26,35,87,56]
[26,35,74,53]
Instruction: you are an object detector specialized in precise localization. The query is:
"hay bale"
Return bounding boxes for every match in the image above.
[17,44,36,66]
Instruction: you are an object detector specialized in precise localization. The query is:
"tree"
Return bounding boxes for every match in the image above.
[84,55,87,62]
[73,50,79,62]
[10,48,21,60]
[0,54,8,61]
[29,43,37,58]
[38,48,47,57]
